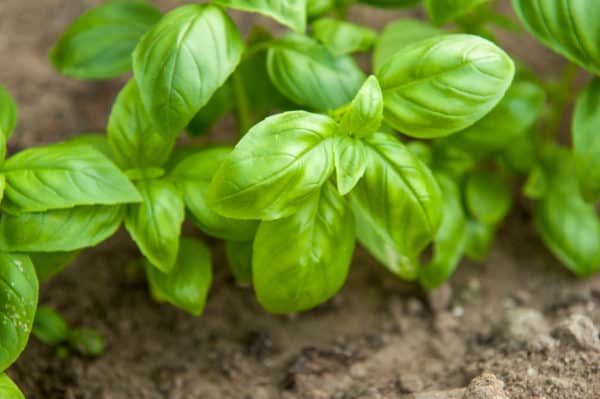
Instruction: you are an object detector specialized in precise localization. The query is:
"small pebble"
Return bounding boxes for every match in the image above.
[551,314,600,351]
[397,373,424,393]
[463,373,509,399]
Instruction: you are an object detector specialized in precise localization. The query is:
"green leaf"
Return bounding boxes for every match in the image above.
[208,111,337,220]
[68,328,104,357]
[108,80,175,170]
[125,179,185,273]
[170,147,258,241]
[333,136,367,195]
[465,170,512,226]
[186,82,234,137]
[1,143,141,213]
[0,206,124,252]
[226,240,253,285]
[338,75,383,137]
[573,77,600,202]
[267,33,366,111]
[311,18,377,56]
[33,306,70,346]
[0,374,25,399]
[418,173,467,289]
[0,253,38,371]
[29,251,79,283]
[378,34,515,138]
[512,0,600,75]
[374,19,442,72]
[133,4,244,135]
[146,237,212,316]
[464,219,495,261]
[307,0,334,17]
[359,0,421,8]
[215,0,307,33]
[350,133,442,280]
[425,0,489,25]
[61,133,113,159]
[0,175,5,204]
[0,85,18,139]
[50,0,161,79]
[431,143,475,178]
[253,183,355,313]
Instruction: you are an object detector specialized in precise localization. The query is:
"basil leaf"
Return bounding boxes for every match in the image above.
[33,306,70,346]
[50,0,161,79]
[169,147,258,241]
[133,4,243,135]
[0,85,18,140]
[339,75,383,137]
[0,206,124,252]
[350,132,442,280]
[573,78,600,202]
[145,237,212,316]
[226,240,253,285]
[378,34,515,138]
[464,219,495,261]
[253,183,355,313]
[0,175,5,204]
[465,170,512,226]
[425,0,489,25]
[215,0,307,33]
[334,136,368,195]
[267,33,366,111]
[61,133,113,160]
[0,374,25,399]
[29,251,79,283]
[418,173,466,289]
[307,0,334,17]
[1,143,141,213]
[311,18,377,56]
[431,144,475,178]
[68,328,104,357]
[208,111,336,220]
[0,253,38,372]
[125,179,184,273]
[186,82,234,137]
[108,80,175,169]
[512,0,600,75]
[374,19,442,72]
[359,0,421,8]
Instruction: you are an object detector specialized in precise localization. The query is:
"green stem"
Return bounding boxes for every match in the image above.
[545,62,578,139]
[232,71,251,137]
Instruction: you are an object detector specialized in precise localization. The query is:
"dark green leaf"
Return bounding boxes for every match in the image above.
[464,219,495,261]
[426,0,489,25]
[359,0,421,8]
[33,306,70,346]
[311,18,377,56]
[465,170,512,226]
[68,328,104,357]
[29,251,79,283]
[226,240,253,285]
[215,0,307,33]
[186,82,234,137]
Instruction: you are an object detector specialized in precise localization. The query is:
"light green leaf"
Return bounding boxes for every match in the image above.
[573,77,600,202]
[146,237,212,316]
[267,33,366,111]
[133,4,244,135]
[465,170,512,226]
[350,132,442,280]
[33,306,70,346]
[334,136,367,195]
[512,0,600,75]
[29,252,79,283]
[0,85,18,140]
[338,75,383,137]
[0,206,124,252]
[0,253,38,371]
[378,34,515,138]
[50,0,161,79]
[215,0,307,33]
[108,80,175,169]
[125,179,184,273]
[61,133,113,159]
[307,0,334,16]
[226,240,253,285]
[0,374,25,399]
[208,111,337,220]
[311,18,377,56]
[170,147,258,241]
[359,0,421,8]
[1,143,141,213]
[0,175,5,204]
[253,183,355,313]
[425,0,489,25]
[374,19,442,72]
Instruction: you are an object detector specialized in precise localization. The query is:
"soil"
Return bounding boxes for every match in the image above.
[2,1,599,398]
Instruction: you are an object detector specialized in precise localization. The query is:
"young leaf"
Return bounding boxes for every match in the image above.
[50,0,162,79]
[169,147,258,241]
[0,85,18,139]
[146,238,212,316]
[0,253,38,372]
[1,143,141,213]
[226,240,253,285]
[374,19,442,72]
[0,206,124,252]
[0,374,25,399]
[378,34,515,138]
[215,0,307,33]
[464,219,495,261]
[311,18,377,56]
[253,183,355,313]
[512,0,600,75]
[208,112,336,220]
[425,0,489,25]
[30,251,79,283]
[465,170,512,226]
[359,0,421,8]
[125,179,185,273]
[33,306,70,346]
[338,75,384,137]
[68,328,104,357]
[333,136,368,195]
[350,133,442,280]
[108,80,175,169]
[573,78,600,202]
[267,34,366,111]
[133,4,244,135]
[307,0,334,16]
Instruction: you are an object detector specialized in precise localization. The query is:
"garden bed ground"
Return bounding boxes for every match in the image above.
[2,1,600,398]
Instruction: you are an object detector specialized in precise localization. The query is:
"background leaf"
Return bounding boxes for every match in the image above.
[465,169,512,226]
[29,251,79,283]
[311,18,377,56]
[226,240,254,285]
[0,85,18,140]
[425,0,489,25]
[215,0,307,33]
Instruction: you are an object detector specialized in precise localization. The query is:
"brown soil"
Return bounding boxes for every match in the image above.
[2,1,599,398]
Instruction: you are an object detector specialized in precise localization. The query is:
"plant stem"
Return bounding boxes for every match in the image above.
[545,62,578,139]
[232,71,251,137]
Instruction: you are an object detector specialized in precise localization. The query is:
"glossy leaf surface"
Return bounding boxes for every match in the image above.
[339,75,384,137]
[215,0,307,33]
[333,136,368,195]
